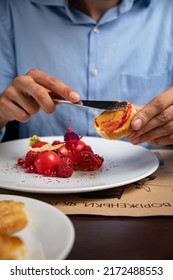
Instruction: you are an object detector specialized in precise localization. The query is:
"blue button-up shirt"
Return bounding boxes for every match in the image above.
[0,0,173,141]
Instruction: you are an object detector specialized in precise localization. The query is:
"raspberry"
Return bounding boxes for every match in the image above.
[56,157,74,178]
[25,151,36,168]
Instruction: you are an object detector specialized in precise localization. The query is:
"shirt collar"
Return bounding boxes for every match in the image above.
[30,0,66,6]
[30,0,152,6]
[30,0,154,25]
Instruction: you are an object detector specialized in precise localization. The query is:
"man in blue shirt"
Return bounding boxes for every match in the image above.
[0,0,173,146]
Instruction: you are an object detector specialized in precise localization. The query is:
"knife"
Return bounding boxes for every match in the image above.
[51,97,128,111]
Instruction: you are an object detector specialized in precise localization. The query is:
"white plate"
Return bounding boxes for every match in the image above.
[0,137,159,193]
[0,195,75,259]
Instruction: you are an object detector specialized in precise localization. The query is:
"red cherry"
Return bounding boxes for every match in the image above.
[34,151,61,174]
[17,158,25,166]
[27,165,35,173]
[58,145,73,159]
[73,140,86,153]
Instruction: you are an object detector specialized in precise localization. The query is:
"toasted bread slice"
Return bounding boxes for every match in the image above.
[0,234,28,260]
[0,200,28,235]
[94,102,136,140]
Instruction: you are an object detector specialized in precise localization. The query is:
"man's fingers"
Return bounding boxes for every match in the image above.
[13,75,56,114]
[148,134,173,145]
[0,69,81,125]
[130,119,173,145]
[27,69,80,102]
[131,89,173,131]
[129,105,173,139]
[0,94,30,122]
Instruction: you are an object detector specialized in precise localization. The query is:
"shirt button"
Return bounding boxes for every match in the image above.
[93,26,100,33]
[92,68,99,76]
[91,109,98,117]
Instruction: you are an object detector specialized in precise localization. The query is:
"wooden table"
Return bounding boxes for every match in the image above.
[0,189,173,260]
[66,215,173,260]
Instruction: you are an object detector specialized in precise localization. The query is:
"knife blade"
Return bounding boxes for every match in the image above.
[51,98,128,111]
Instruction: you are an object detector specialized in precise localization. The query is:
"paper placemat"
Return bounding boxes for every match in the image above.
[0,149,173,216]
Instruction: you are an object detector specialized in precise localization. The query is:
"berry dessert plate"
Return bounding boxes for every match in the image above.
[0,137,159,194]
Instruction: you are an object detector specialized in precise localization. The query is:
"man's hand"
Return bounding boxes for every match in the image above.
[128,86,173,145]
[0,69,80,126]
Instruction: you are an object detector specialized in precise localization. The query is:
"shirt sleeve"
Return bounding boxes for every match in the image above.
[0,1,15,142]
[0,0,16,92]
[0,127,6,142]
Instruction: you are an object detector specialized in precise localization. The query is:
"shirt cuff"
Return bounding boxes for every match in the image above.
[0,126,6,142]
